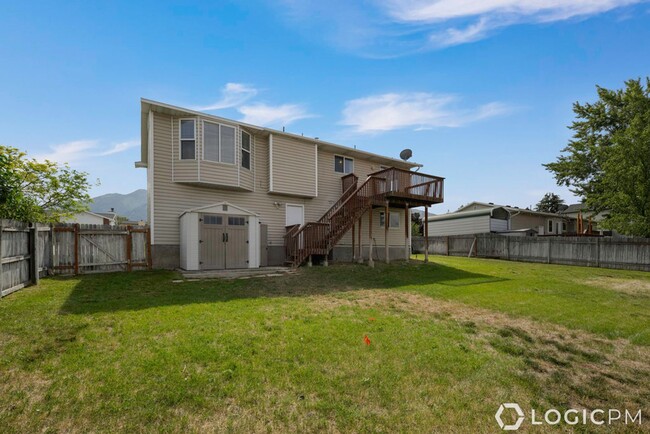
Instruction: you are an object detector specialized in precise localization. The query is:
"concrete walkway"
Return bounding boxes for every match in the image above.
[180,267,295,280]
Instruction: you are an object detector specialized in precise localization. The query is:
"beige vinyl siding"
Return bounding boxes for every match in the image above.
[152,111,411,249]
[199,160,239,188]
[270,134,316,197]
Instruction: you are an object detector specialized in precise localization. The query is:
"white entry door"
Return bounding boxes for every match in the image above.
[286,204,304,227]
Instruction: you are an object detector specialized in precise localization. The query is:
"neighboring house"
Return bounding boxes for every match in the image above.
[427,207,510,236]
[427,201,573,237]
[95,211,118,226]
[63,210,114,226]
[561,203,608,233]
[136,99,444,270]
[123,220,147,226]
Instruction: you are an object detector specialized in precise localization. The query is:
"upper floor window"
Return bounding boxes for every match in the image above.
[335,155,353,174]
[379,211,400,228]
[203,122,236,164]
[180,119,196,160]
[548,220,554,233]
[241,131,251,170]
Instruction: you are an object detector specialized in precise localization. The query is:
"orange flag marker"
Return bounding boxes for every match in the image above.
[364,335,371,346]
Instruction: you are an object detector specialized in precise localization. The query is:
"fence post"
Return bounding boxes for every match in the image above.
[126,226,133,272]
[49,224,54,275]
[547,238,552,264]
[74,223,80,275]
[506,236,510,261]
[0,222,4,297]
[146,227,153,270]
[446,236,450,256]
[596,237,601,268]
[29,225,39,285]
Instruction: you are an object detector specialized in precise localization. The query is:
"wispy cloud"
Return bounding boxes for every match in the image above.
[384,0,645,48]
[35,140,99,163]
[194,83,258,110]
[341,92,511,133]
[35,139,138,164]
[99,140,139,156]
[275,0,644,55]
[194,82,314,127]
[384,0,641,22]
[239,103,313,126]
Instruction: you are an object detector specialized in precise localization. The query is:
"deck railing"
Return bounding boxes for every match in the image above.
[284,167,444,266]
[369,167,444,202]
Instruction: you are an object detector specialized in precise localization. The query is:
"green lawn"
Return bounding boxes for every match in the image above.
[1,257,649,432]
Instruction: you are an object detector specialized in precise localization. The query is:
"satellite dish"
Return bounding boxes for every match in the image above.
[399,149,413,161]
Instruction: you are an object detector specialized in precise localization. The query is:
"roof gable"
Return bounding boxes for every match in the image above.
[180,202,259,217]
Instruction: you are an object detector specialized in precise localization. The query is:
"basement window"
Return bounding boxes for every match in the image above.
[379,211,400,229]
[180,119,196,160]
[334,155,353,174]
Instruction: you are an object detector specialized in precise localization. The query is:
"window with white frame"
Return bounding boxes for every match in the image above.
[180,119,196,160]
[548,220,554,233]
[203,122,236,164]
[334,155,353,173]
[379,211,400,228]
[241,131,251,170]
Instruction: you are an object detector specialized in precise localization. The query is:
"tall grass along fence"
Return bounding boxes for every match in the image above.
[412,234,650,272]
[0,220,151,298]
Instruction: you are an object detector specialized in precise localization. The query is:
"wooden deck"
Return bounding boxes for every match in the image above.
[284,167,445,266]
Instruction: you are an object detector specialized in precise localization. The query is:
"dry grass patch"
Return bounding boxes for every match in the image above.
[585,276,650,297]
[309,290,650,416]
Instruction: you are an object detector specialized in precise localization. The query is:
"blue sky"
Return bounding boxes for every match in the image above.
[2,0,650,212]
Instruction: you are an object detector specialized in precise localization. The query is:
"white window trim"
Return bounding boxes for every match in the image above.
[202,120,237,166]
[241,130,252,171]
[334,154,354,174]
[178,118,197,160]
[379,211,400,229]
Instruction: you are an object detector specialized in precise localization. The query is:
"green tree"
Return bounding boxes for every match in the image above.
[535,193,565,213]
[544,78,650,236]
[0,145,93,223]
[411,211,423,236]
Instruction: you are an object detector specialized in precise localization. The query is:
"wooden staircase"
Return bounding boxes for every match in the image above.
[284,167,444,267]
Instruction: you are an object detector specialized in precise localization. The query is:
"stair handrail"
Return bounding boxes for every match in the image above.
[317,178,359,225]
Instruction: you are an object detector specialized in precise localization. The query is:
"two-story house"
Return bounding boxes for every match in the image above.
[136,99,444,270]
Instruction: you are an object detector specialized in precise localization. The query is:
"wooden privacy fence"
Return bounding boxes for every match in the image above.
[1,220,151,298]
[412,234,650,272]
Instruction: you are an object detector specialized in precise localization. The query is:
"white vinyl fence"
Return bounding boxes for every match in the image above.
[412,234,650,272]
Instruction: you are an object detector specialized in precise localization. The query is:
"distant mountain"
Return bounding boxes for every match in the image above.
[90,189,147,221]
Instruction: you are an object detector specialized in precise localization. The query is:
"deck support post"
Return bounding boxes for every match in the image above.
[357,217,363,264]
[368,208,374,268]
[323,255,328,267]
[351,222,355,262]
[308,255,312,267]
[404,204,410,262]
[384,202,389,264]
[424,206,429,263]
